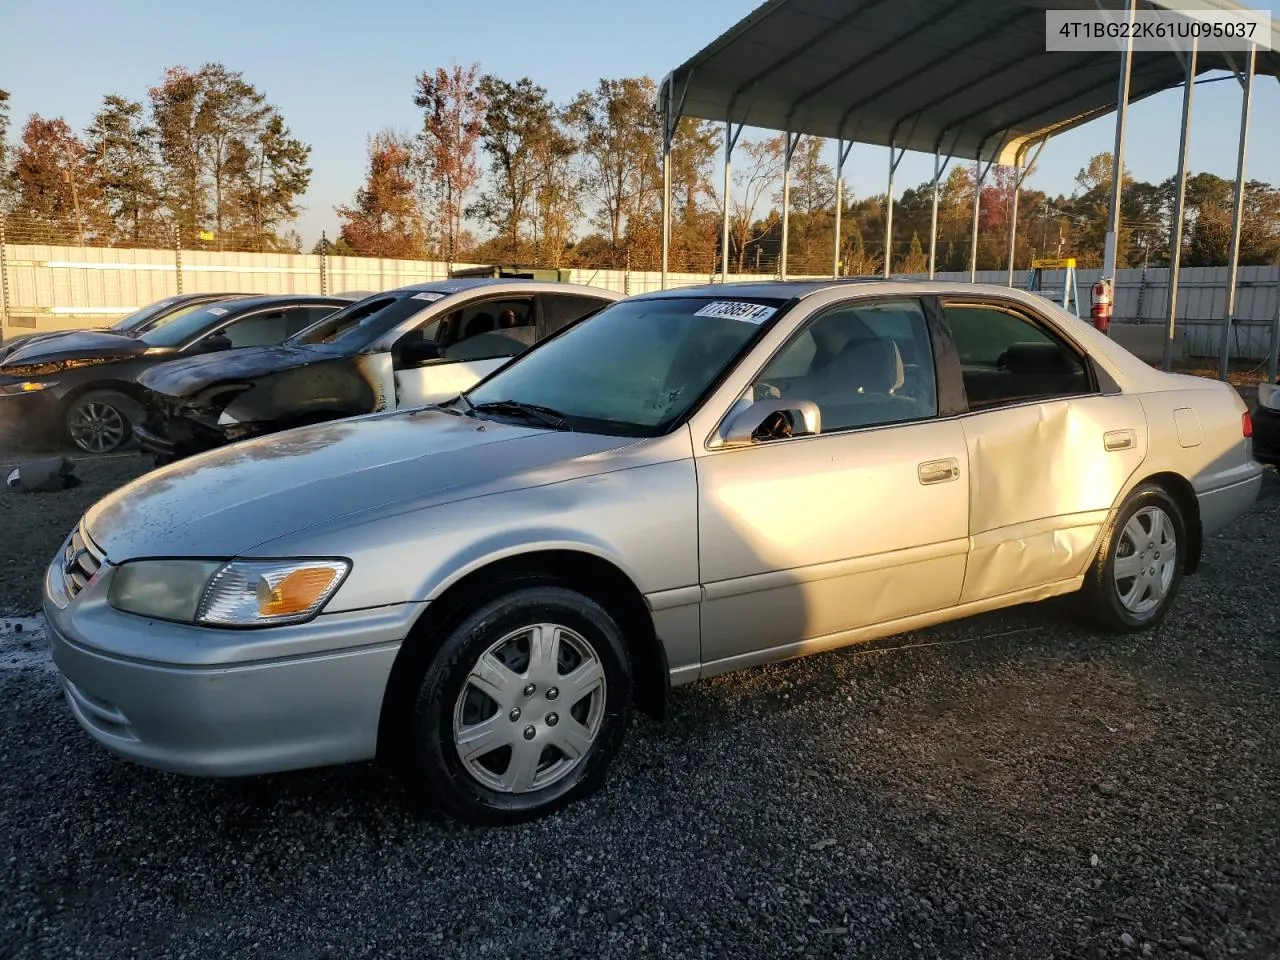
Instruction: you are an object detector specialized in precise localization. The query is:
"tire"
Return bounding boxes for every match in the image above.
[1081,483,1186,633]
[401,584,633,825]
[63,389,144,455]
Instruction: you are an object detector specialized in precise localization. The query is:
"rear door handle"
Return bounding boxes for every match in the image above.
[1103,429,1137,452]
[918,458,960,485]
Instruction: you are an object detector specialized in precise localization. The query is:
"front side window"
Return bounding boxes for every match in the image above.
[464,296,782,436]
[140,303,244,348]
[220,310,291,348]
[752,298,938,433]
[440,296,536,361]
[944,302,1092,409]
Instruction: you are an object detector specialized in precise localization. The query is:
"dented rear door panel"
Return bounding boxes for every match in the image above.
[958,394,1147,602]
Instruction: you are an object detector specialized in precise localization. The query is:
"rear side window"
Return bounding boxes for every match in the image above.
[943,303,1093,410]
[541,294,614,336]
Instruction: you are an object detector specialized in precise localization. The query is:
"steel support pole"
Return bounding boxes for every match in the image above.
[661,85,672,290]
[1218,44,1256,380]
[883,141,897,278]
[929,151,943,279]
[781,131,794,280]
[969,160,982,282]
[834,143,844,278]
[1163,39,1197,372]
[1103,0,1138,279]
[722,119,733,283]
[1005,169,1021,287]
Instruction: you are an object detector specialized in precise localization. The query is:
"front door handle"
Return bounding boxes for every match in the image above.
[918,458,960,485]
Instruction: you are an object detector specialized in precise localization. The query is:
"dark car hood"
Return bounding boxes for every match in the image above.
[83,408,633,559]
[0,329,84,361]
[138,343,338,397]
[1,330,149,368]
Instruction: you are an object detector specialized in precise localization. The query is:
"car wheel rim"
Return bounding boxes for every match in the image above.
[68,402,126,453]
[1113,505,1177,616]
[452,622,607,795]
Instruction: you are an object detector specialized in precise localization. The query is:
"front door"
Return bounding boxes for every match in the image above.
[941,298,1147,602]
[695,297,971,669]
[392,295,536,408]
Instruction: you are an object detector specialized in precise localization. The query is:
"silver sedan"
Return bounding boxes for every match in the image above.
[43,279,1262,824]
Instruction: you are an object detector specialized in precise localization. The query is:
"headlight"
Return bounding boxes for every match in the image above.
[108,558,350,627]
[0,381,57,395]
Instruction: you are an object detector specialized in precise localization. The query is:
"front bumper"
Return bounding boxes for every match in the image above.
[43,536,425,777]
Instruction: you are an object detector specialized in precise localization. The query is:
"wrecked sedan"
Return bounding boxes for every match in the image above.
[133,279,621,462]
[0,294,352,454]
[45,280,1260,825]
[0,291,256,363]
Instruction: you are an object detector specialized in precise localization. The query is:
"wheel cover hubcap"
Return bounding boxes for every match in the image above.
[1113,505,1177,615]
[452,622,606,794]
[68,402,125,453]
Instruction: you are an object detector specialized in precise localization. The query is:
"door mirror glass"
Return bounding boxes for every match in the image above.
[400,339,443,367]
[198,331,232,352]
[720,397,821,447]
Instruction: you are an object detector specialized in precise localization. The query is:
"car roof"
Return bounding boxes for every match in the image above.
[386,278,622,299]
[629,277,897,301]
[198,294,351,313]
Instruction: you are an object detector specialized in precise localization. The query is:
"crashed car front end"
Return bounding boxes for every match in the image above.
[135,386,259,463]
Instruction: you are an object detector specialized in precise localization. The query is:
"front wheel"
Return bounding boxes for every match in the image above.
[63,390,143,454]
[1081,483,1186,633]
[402,585,633,825]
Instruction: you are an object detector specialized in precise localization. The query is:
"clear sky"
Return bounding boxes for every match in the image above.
[3,0,1277,247]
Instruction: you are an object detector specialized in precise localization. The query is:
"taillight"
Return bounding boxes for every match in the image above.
[1243,412,1253,438]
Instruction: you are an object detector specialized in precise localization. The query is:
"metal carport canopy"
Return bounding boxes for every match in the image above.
[659,0,1280,165]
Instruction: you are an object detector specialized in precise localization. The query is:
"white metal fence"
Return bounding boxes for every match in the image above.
[3,242,1277,363]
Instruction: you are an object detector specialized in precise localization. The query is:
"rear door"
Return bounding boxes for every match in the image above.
[940,296,1147,602]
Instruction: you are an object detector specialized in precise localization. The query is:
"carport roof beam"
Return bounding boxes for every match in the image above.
[658,0,1280,167]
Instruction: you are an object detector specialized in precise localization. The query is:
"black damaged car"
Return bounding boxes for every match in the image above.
[0,294,351,454]
[133,278,619,463]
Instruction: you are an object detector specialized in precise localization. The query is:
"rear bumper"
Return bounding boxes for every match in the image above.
[1252,404,1280,463]
[1197,467,1264,539]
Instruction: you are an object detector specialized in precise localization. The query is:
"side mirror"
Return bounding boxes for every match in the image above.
[718,398,821,448]
[401,339,443,367]
[199,331,232,352]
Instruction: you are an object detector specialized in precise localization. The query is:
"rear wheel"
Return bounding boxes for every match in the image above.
[1081,483,1186,633]
[63,390,142,454]
[400,584,632,825]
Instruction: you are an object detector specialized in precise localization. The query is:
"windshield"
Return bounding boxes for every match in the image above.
[464,296,784,436]
[289,292,436,350]
[123,300,209,334]
[139,302,241,348]
[110,298,181,332]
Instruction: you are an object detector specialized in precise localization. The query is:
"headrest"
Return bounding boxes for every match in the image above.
[999,341,1075,375]
[831,337,905,394]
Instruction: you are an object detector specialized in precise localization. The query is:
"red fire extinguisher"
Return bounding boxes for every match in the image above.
[1090,277,1113,334]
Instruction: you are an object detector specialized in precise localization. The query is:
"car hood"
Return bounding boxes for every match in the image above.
[0,330,76,361]
[84,408,636,560]
[138,343,338,397]
[2,330,148,368]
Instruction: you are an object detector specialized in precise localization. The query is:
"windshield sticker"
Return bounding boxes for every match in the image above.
[693,301,777,324]
[206,306,229,316]
[412,291,446,302]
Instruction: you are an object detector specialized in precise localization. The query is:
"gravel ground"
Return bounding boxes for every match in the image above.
[1,456,1278,959]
